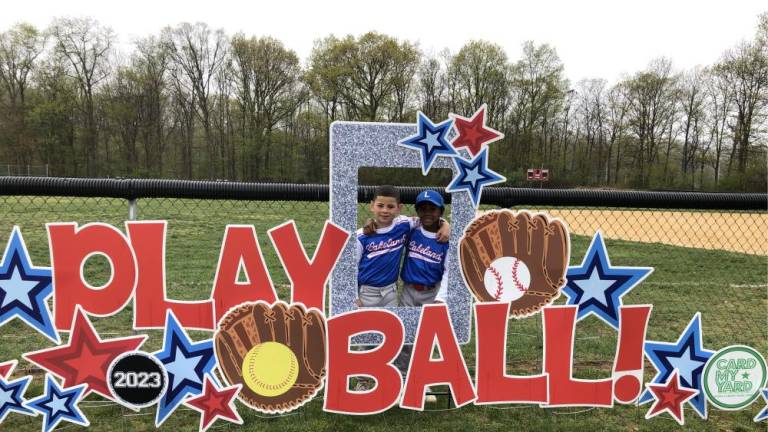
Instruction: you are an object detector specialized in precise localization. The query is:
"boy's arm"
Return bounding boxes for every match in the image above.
[354,236,362,263]
[436,219,450,243]
[354,237,363,307]
[362,218,377,235]
[406,215,420,229]
[434,270,448,303]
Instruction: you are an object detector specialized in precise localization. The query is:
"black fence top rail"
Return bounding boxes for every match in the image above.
[0,176,765,211]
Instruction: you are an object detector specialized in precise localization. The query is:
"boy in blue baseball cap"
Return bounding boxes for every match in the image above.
[394,190,450,399]
[399,189,449,306]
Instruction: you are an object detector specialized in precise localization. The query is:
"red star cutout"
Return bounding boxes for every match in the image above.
[450,104,503,157]
[644,371,699,425]
[23,307,146,400]
[0,359,17,378]
[185,377,243,431]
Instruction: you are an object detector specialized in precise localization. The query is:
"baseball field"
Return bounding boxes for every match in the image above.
[536,208,768,256]
[0,196,765,431]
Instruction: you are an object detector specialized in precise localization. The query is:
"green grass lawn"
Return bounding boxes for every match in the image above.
[0,196,766,431]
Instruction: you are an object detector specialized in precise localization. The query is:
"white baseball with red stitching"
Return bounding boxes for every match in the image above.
[483,257,531,303]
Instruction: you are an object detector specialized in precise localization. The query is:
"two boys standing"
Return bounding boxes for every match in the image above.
[354,185,450,309]
[354,185,450,391]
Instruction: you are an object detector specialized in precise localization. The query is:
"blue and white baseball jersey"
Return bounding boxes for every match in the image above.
[355,216,418,287]
[401,227,449,302]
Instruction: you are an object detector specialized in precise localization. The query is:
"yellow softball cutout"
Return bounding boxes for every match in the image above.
[242,341,299,397]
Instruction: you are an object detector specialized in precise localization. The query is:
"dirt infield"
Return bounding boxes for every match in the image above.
[497,209,768,256]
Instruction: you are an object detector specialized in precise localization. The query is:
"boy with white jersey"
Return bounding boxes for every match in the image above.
[355,185,449,308]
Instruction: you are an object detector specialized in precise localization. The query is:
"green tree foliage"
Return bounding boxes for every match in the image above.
[231,34,306,180]
[447,40,510,122]
[0,23,46,168]
[0,15,765,192]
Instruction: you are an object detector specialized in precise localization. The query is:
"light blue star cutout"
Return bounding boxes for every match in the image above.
[0,226,60,344]
[640,313,715,420]
[153,310,216,427]
[446,148,505,207]
[26,375,88,432]
[561,231,653,329]
[398,111,457,175]
[755,388,768,422]
[0,375,36,423]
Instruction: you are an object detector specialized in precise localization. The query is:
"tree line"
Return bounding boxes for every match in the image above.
[0,14,765,191]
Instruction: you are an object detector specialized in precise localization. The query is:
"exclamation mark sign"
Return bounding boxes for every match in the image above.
[612,305,652,404]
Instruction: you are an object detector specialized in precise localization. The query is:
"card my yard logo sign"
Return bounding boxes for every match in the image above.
[0,108,765,430]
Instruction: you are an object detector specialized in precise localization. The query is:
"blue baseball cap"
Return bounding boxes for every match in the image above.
[415,190,444,210]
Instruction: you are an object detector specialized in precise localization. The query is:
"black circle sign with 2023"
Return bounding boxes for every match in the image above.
[107,351,168,408]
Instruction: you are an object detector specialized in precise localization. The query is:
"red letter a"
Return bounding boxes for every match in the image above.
[401,304,476,410]
[212,225,277,323]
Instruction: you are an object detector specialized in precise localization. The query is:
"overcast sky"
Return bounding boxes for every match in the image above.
[2,0,765,84]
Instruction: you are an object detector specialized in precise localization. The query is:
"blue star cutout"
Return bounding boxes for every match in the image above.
[639,313,714,419]
[26,375,88,432]
[398,111,457,175]
[153,310,216,427]
[561,231,653,329]
[755,388,768,422]
[0,375,36,423]
[446,148,505,207]
[0,226,60,344]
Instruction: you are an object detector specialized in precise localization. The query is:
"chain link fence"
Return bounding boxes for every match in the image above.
[0,177,766,429]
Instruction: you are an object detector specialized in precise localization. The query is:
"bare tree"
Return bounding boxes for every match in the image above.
[133,36,170,176]
[625,58,679,186]
[416,52,448,120]
[706,66,733,186]
[716,40,767,180]
[167,63,195,178]
[103,64,142,175]
[162,22,227,178]
[50,17,114,176]
[575,78,607,183]
[678,67,708,186]
[606,82,630,184]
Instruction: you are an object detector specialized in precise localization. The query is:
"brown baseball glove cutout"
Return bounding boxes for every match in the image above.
[215,301,326,413]
[459,210,569,318]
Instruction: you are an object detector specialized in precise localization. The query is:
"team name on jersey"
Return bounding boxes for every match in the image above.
[408,240,444,263]
[365,235,406,257]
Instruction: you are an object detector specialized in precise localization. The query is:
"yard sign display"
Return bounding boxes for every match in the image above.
[0,107,765,430]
